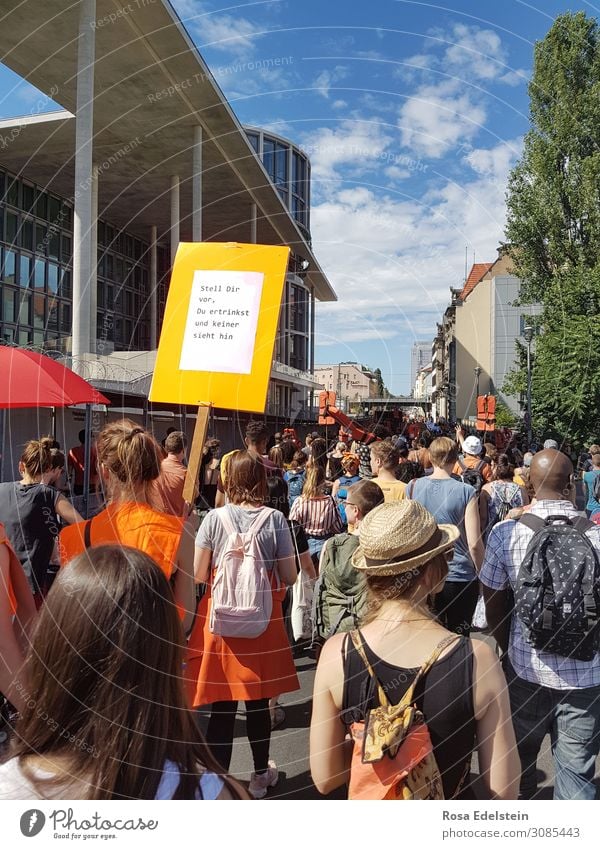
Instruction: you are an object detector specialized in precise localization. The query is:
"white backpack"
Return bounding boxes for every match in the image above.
[209,506,277,639]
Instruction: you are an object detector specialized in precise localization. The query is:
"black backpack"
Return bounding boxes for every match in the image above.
[457,458,486,494]
[514,514,600,661]
[592,472,600,503]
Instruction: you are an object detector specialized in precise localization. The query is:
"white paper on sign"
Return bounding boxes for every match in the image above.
[179,270,264,374]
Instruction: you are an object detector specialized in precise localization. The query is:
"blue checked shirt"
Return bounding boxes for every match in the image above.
[480,500,600,689]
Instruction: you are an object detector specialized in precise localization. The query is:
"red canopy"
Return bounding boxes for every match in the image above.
[0,347,110,409]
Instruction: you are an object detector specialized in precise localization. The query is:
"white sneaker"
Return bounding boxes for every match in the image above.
[248,760,279,799]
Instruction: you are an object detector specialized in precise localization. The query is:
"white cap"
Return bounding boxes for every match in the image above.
[463,435,482,455]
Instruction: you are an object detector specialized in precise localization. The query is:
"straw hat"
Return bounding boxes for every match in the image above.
[352,500,460,576]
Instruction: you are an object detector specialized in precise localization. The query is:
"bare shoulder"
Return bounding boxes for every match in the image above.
[470,637,499,668]
[317,632,346,667]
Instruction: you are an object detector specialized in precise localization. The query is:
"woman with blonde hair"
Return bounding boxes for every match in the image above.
[0,546,244,799]
[59,420,195,629]
[289,457,344,564]
[0,437,82,600]
[310,499,520,800]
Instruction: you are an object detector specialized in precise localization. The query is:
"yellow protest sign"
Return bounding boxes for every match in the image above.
[149,242,290,412]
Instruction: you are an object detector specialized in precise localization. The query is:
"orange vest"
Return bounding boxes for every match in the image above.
[59,502,184,579]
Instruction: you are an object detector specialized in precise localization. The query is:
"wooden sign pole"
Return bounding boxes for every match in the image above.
[182,403,212,511]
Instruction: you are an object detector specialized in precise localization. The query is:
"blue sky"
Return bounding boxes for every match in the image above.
[0,1,594,394]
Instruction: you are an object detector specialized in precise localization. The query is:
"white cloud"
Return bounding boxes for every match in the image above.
[301,119,393,184]
[385,165,411,181]
[309,140,522,347]
[399,80,487,159]
[499,69,529,87]
[313,66,348,99]
[172,0,264,56]
[443,23,507,81]
[332,99,348,110]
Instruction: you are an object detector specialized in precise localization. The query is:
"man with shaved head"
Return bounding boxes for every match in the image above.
[481,449,600,800]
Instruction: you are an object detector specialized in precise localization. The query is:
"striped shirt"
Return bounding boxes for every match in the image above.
[289,494,344,538]
[480,500,600,689]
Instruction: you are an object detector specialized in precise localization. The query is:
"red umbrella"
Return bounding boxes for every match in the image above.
[0,347,110,408]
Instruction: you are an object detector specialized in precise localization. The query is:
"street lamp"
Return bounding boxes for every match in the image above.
[523,325,534,447]
[474,366,482,399]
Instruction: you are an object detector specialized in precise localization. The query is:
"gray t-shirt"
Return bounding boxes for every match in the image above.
[195,505,294,573]
[407,477,477,582]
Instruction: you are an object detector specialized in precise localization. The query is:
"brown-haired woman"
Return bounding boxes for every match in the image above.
[59,420,195,629]
[0,545,244,799]
[480,452,529,539]
[289,459,344,564]
[187,450,298,798]
[0,437,82,600]
[310,499,520,800]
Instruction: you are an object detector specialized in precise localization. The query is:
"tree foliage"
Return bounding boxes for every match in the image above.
[505,11,600,446]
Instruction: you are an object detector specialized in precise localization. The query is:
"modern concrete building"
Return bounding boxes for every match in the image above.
[0,0,335,474]
[314,362,378,412]
[410,340,431,389]
[432,250,542,421]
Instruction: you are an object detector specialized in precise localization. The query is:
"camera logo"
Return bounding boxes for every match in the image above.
[19,810,46,837]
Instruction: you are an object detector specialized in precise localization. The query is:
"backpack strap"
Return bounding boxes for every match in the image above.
[249,505,275,534]
[572,516,595,534]
[517,513,545,533]
[215,505,237,536]
[84,519,93,549]
[458,458,467,472]
[475,460,485,472]
[407,479,415,499]
[349,631,459,708]
[349,630,390,707]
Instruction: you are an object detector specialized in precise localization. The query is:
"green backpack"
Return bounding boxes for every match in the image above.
[313,533,368,643]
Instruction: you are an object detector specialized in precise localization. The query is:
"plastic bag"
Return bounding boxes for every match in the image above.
[471,594,487,631]
[291,571,314,641]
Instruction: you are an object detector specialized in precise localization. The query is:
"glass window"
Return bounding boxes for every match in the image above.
[125,261,132,282]
[35,224,46,254]
[106,285,113,309]
[48,196,60,224]
[97,252,105,278]
[61,235,71,263]
[19,255,31,288]
[35,192,47,219]
[247,132,259,152]
[125,290,133,315]
[33,293,45,328]
[60,302,71,333]
[18,293,31,325]
[61,202,72,226]
[3,250,16,284]
[134,239,142,260]
[98,221,105,246]
[3,327,14,343]
[6,180,19,207]
[33,330,44,347]
[6,211,18,244]
[22,184,34,213]
[106,254,114,278]
[48,263,58,294]
[115,317,123,344]
[21,219,33,251]
[3,288,15,322]
[263,138,275,180]
[115,257,123,283]
[275,143,287,186]
[98,281,105,308]
[105,225,114,245]
[34,259,45,289]
[18,328,31,345]
[59,268,71,298]
[48,230,60,260]
[47,298,58,329]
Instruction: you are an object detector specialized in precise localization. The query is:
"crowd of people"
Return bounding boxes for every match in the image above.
[0,413,599,801]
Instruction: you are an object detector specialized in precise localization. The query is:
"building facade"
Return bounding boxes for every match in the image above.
[410,340,431,389]
[314,362,378,412]
[432,251,542,421]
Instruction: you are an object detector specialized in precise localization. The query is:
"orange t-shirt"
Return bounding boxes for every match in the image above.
[453,455,493,483]
[59,501,184,578]
[0,526,17,615]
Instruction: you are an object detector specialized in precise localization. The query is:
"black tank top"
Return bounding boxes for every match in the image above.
[341,632,476,798]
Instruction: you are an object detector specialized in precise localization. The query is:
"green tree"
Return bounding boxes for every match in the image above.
[495,400,518,429]
[505,11,600,445]
[373,367,386,397]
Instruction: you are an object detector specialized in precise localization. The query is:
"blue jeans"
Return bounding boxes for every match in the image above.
[307,536,330,564]
[505,661,600,799]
